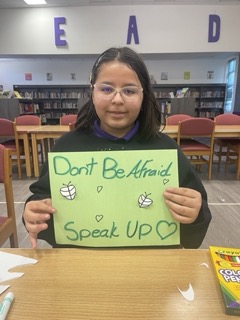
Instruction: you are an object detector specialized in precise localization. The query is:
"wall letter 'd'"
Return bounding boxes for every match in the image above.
[208,14,221,42]
[127,15,139,45]
[54,17,67,47]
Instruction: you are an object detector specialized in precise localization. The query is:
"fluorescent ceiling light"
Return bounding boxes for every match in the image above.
[24,0,47,5]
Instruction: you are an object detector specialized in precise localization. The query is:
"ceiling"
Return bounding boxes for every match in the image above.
[0,0,240,9]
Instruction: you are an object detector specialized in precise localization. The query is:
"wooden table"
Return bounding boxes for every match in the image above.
[0,248,232,320]
[17,124,239,178]
[16,125,41,177]
[30,125,70,177]
[163,124,240,139]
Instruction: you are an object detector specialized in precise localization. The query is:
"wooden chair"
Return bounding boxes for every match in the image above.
[0,144,18,247]
[225,141,240,179]
[59,114,77,125]
[69,121,76,131]
[0,118,24,179]
[166,114,193,125]
[177,118,215,179]
[213,114,240,171]
[14,115,44,166]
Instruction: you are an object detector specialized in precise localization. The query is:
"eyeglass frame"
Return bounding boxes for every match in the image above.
[92,83,143,101]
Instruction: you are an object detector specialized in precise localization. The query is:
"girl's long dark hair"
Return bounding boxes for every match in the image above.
[75,47,163,140]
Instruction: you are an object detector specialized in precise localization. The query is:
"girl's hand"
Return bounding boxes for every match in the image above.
[23,198,55,248]
[163,187,202,224]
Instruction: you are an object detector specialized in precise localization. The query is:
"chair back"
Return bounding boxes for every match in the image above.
[15,115,41,125]
[213,113,240,173]
[178,117,215,138]
[166,114,193,125]
[0,118,22,178]
[214,114,240,125]
[60,114,77,125]
[177,118,215,179]
[13,116,40,180]
[0,118,15,137]
[0,144,18,247]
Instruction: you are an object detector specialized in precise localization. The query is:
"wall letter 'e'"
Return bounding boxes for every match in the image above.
[208,14,221,42]
[54,17,67,47]
[127,15,139,44]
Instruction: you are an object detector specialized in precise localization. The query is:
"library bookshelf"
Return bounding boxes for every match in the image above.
[13,83,226,124]
[13,85,90,124]
[153,83,226,119]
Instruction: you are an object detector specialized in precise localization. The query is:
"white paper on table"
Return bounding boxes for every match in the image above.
[0,285,10,295]
[177,283,195,301]
[0,251,38,294]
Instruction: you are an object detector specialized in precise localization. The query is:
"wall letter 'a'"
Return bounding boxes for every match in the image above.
[54,17,67,47]
[127,15,139,44]
[208,14,221,42]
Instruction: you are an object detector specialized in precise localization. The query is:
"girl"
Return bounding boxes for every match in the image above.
[23,47,211,248]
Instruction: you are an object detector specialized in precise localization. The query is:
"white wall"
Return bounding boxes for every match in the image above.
[0,5,240,55]
[0,56,227,91]
[0,4,237,92]
[0,58,95,90]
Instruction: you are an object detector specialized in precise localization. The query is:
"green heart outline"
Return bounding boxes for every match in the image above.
[95,215,103,222]
[156,220,178,240]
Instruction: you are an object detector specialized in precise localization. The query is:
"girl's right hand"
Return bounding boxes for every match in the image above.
[23,198,55,248]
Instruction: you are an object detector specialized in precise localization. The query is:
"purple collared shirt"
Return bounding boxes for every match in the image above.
[93,120,139,141]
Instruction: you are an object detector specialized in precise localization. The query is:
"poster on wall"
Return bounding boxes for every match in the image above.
[184,72,190,80]
[207,71,214,79]
[161,72,168,80]
[71,73,76,80]
[25,73,32,81]
[46,73,53,81]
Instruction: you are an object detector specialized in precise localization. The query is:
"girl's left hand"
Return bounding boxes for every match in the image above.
[163,187,202,224]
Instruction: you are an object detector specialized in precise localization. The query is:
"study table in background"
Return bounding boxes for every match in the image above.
[30,125,70,177]
[1,248,232,320]
[15,125,41,177]
[16,125,70,178]
[162,124,240,139]
[16,124,240,178]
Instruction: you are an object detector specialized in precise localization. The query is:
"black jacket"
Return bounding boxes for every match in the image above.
[25,129,211,248]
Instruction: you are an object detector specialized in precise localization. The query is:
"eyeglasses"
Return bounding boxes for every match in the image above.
[93,84,143,101]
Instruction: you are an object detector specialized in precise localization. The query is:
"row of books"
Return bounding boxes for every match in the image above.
[200,102,223,108]
[153,88,225,99]
[201,90,225,98]
[15,91,90,99]
[44,112,77,119]
[199,111,222,118]
[19,102,79,113]
[19,103,39,114]
[61,102,78,108]
[60,92,89,98]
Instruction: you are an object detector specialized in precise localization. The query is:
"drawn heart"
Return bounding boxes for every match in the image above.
[163,179,169,185]
[95,215,103,222]
[156,220,177,240]
[97,186,103,193]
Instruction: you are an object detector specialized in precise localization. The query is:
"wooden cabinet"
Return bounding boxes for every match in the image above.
[13,85,90,124]
[152,83,226,119]
[0,99,20,121]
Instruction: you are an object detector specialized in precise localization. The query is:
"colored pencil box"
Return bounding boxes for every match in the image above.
[209,246,240,316]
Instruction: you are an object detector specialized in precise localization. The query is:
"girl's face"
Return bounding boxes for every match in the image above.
[92,61,143,138]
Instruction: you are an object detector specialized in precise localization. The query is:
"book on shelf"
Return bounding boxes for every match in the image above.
[13,90,22,99]
[176,87,189,98]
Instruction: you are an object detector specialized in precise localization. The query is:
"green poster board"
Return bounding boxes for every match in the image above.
[49,149,180,247]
